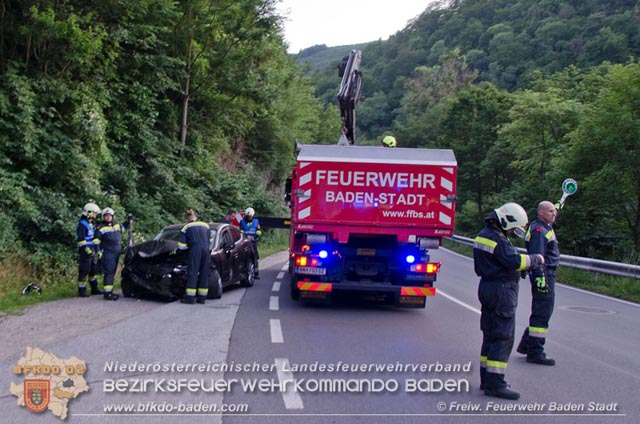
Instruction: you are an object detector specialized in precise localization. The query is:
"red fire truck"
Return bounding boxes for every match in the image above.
[286,144,457,308]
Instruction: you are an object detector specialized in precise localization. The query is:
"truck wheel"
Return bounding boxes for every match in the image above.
[240,259,255,287]
[208,270,223,299]
[290,276,300,300]
[121,275,135,298]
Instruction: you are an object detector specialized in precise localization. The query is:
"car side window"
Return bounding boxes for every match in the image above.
[230,227,242,242]
[221,231,234,248]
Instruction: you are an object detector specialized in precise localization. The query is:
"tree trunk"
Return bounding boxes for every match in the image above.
[179,68,190,157]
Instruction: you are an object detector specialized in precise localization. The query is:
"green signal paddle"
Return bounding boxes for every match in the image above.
[557,178,578,209]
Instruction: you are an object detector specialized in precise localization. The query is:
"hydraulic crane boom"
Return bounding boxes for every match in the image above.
[336,50,363,145]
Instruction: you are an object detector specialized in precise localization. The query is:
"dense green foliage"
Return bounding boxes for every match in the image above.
[306,0,640,263]
[1,0,639,308]
[0,0,329,297]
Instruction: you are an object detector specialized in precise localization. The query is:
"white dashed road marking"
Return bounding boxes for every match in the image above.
[269,296,279,311]
[270,319,283,343]
[275,358,304,409]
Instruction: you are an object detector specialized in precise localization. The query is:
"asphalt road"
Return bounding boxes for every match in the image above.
[0,249,638,423]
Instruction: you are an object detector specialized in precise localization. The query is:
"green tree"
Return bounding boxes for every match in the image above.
[438,82,512,232]
[563,62,640,257]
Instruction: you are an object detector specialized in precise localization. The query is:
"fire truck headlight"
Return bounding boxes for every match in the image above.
[319,250,328,259]
[405,254,416,264]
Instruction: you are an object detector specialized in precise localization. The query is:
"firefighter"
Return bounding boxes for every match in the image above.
[473,202,545,400]
[240,207,261,279]
[93,208,130,300]
[178,209,211,304]
[76,202,101,297]
[381,135,397,148]
[516,200,559,365]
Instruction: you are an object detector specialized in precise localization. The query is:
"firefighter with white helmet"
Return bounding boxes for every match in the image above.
[473,202,545,400]
[240,207,261,279]
[76,202,101,297]
[92,207,130,300]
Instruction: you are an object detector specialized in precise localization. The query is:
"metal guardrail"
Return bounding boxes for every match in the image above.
[447,235,640,280]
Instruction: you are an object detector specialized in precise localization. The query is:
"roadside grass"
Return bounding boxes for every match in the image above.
[0,251,77,315]
[442,239,640,304]
[258,228,289,258]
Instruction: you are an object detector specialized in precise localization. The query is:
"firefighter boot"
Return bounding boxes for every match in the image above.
[104,292,119,301]
[89,279,103,295]
[78,286,89,298]
[480,367,486,391]
[526,354,556,366]
[196,295,206,305]
[516,338,528,355]
[180,296,195,305]
[485,386,520,400]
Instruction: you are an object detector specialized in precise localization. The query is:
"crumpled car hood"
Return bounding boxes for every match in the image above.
[122,240,186,300]
[124,240,181,264]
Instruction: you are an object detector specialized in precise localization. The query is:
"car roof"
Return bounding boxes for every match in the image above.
[162,222,227,231]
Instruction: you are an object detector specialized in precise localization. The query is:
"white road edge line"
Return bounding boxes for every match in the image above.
[281,264,288,271]
[437,289,480,315]
[272,281,281,292]
[275,358,304,409]
[277,271,285,279]
[270,319,284,343]
[269,296,280,311]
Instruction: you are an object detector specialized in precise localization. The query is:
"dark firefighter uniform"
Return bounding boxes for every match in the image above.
[93,221,127,300]
[518,218,560,359]
[473,212,543,397]
[178,221,212,303]
[76,217,99,297]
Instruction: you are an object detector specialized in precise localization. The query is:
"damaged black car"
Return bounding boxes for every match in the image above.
[121,223,257,300]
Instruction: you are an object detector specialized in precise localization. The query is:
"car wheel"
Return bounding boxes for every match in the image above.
[290,275,300,300]
[240,259,255,287]
[207,270,223,299]
[121,274,135,298]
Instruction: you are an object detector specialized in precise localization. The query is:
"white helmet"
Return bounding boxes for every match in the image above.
[494,202,528,238]
[83,202,100,216]
[244,207,255,217]
[102,207,115,216]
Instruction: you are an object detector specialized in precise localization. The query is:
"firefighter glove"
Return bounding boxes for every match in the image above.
[97,250,103,260]
[83,246,93,256]
[256,230,262,237]
[535,276,549,294]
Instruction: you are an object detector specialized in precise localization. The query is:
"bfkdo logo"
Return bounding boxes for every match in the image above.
[24,379,50,413]
[10,347,89,420]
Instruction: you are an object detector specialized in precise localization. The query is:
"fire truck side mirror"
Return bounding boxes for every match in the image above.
[284,177,292,205]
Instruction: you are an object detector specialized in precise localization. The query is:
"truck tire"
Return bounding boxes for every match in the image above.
[207,270,223,299]
[290,275,300,300]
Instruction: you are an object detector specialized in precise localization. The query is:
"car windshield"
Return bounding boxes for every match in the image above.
[153,228,181,241]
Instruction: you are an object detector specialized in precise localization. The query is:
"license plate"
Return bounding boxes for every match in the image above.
[357,248,376,256]
[296,266,326,275]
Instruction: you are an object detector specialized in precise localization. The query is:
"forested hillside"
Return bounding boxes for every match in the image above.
[0,0,340,296]
[1,0,639,301]
[308,0,640,261]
